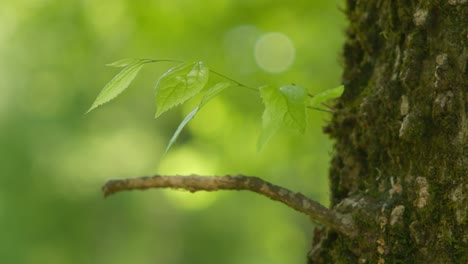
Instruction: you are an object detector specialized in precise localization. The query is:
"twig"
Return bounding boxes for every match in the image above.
[102,174,357,237]
[209,70,259,92]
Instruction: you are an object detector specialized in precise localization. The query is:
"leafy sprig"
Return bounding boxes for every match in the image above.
[88,58,344,152]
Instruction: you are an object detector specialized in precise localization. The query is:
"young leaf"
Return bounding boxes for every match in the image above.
[200,82,231,107]
[165,82,232,153]
[279,85,307,104]
[258,85,307,150]
[280,85,307,133]
[309,85,344,108]
[154,61,209,118]
[87,60,147,113]
[165,106,200,154]
[259,86,283,150]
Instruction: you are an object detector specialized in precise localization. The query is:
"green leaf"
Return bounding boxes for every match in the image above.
[280,85,307,132]
[309,85,344,108]
[165,82,231,153]
[279,85,307,104]
[154,61,209,118]
[106,58,140,67]
[165,106,200,154]
[200,82,231,107]
[258,85,307,150]
[259,86,284,150]
[87,60,147,113]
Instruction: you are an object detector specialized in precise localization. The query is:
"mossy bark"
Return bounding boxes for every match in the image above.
[309,1,467,263]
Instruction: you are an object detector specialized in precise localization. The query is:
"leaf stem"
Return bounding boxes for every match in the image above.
[307,106,333,113]
[139,58,258,92]
[140,58,184,64]
[209,70,259,92]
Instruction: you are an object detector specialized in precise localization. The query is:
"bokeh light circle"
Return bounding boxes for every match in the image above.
[254,32,296,73]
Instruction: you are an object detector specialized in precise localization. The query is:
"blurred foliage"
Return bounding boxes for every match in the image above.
[0,0,346,263]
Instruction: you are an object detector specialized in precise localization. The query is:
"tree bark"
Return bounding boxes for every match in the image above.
[309,1,467,263]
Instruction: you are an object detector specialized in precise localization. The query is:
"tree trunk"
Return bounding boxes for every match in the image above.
[309,1,467,263]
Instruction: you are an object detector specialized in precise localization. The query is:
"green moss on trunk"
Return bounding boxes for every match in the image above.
[309,0,467,263]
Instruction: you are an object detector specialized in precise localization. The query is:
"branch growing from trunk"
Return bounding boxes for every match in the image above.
[102,174,357,237]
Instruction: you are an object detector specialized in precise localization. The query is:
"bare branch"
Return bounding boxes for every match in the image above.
[102,175,357,237]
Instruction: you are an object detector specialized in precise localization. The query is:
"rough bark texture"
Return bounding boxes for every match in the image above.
[309,1,467,263]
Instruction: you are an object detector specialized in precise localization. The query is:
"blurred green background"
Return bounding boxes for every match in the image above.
[0,0,346,263]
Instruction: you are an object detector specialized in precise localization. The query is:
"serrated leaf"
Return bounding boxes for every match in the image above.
[309,85,344,108]
[258,86,283,150]
[106,58,141,67]
[279,85,307,104]
[165,82,232,153]
[87,60,146,113]
[165,106,200,154]
[280,85,307,133]
[258,85,307,150]
[200,82,231,107]
[154,61,209,118]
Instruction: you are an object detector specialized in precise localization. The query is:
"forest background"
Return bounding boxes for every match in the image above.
[0,1,346,263]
